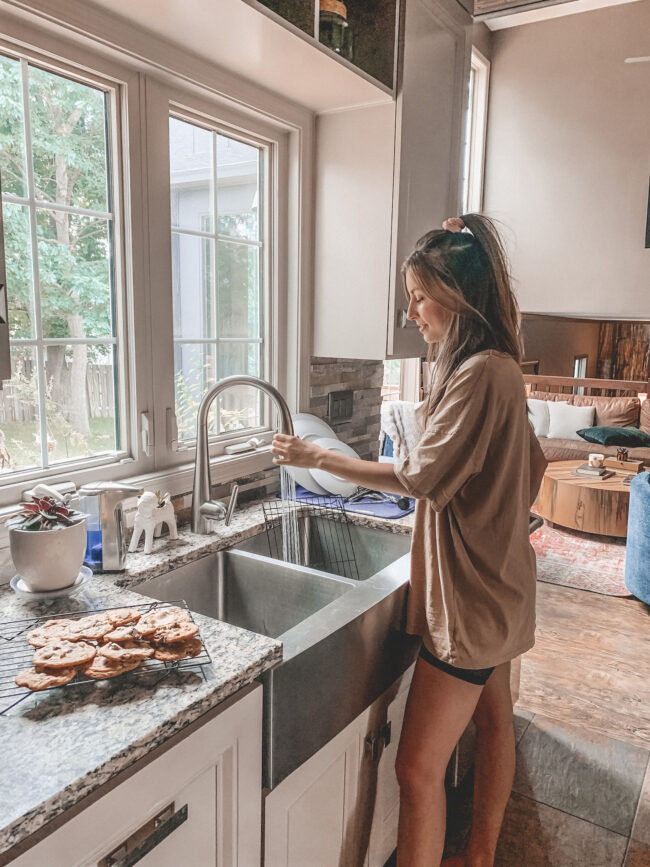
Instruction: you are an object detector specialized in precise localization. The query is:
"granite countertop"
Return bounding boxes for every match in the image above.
[0,498,414,859]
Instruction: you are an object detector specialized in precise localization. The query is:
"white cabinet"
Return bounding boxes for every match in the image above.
[313,0,471,360]
[264,665,414,867]
[13,683,262,867]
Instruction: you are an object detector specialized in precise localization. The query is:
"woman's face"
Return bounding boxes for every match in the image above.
[405,269,451,343]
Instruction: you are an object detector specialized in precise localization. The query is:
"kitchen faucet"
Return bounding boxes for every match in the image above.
[191,375,295,534]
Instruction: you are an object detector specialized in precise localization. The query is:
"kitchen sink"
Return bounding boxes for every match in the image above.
[135,549,353,639]
[136,521,416,788]
[236,515,412,580]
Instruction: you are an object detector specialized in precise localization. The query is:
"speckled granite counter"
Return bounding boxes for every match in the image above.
[0,499,414,860]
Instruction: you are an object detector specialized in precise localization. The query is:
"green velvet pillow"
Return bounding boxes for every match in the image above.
[577,426,650,447]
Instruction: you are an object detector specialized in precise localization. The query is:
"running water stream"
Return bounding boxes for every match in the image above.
[280,466,302,564]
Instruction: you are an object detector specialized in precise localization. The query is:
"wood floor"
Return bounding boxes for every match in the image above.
[517,580,650,750]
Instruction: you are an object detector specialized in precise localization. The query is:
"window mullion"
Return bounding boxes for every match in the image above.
[19,58,49,470]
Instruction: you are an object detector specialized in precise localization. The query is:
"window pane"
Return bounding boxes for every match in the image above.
[174,342,217,441]
[36,209,114,339]
[0,346,41,474]
[0,54,27,197]
[216,135,260,241]
[170,117,213,232]
[44,343,117,464]
[171,233,214,339]
[217,240,260,339]
[216,342,263,433]
[28,65,109,212]
[4,203,34,338]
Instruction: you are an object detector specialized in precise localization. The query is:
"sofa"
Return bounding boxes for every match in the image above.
[529,390,650,465]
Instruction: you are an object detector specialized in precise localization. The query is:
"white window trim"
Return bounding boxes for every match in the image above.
[465,47,490,214]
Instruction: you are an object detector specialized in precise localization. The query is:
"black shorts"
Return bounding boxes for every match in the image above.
[419,644,495,686]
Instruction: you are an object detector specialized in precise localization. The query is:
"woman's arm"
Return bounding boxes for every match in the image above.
[270,433,411,496]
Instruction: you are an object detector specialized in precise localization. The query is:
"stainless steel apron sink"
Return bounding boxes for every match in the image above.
[136,520,415,789]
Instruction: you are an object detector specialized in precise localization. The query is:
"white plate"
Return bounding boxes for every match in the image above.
[310,437,360,497]
[279,414,333,494]
[291,413,337,441]
[10,566,92,600]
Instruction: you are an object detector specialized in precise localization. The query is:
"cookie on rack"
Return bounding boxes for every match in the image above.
[99,639,155,662]
[135,607,192,637]
[151,621,199,645]
[14,666,78,691]
[33,640,96,669]
[26,619,79,648]
[103,624,142,643]
[68,614,113,642]
[152,637,203,661]
[82,655,143,680]
[105,608,142,627]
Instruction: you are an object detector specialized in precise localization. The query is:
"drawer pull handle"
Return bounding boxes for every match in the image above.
[100,802,188,867]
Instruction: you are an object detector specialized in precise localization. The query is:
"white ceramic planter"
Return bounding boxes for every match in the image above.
[9,520,87,591]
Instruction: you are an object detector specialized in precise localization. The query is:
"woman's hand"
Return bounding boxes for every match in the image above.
[271,433,324,468]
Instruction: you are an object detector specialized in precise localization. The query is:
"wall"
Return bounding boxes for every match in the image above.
[521,315,601,377]
[308,357,384,461]
[483,1,650,318]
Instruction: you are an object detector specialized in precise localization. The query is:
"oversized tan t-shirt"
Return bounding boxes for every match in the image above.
[394,350,547,669]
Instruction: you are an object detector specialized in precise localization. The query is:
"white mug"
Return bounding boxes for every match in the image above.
[588,453,605,467]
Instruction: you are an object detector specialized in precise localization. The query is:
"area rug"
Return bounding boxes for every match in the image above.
[530,516,630,597]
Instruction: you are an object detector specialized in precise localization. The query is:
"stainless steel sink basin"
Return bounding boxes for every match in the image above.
[136,520,416,789]
[236,516,412,580]
[135,549,353,639]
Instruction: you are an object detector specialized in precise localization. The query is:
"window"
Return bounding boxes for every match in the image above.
[169,116,266,444]
[0,53,123,480]
[461,48,490,214]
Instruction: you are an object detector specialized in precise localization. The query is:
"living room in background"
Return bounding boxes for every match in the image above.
[0,50,129,488]
[169,114,267,445]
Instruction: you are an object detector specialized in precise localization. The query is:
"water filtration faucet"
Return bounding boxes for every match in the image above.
[78,481,143,572]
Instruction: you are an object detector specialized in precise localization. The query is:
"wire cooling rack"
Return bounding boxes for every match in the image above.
[263,495,360,580]
[0,600,212,716]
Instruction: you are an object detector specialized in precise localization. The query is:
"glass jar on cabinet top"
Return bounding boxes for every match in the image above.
[319,0,354,62]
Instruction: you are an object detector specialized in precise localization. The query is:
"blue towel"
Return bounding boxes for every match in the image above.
[278,485,415,519]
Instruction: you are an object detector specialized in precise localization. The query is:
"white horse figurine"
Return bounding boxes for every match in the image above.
[129,491,178,555]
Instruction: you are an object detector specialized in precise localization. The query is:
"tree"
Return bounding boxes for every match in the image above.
[0,56,113,441]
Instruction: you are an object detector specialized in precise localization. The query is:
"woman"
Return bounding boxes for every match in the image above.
[271,214,547,867]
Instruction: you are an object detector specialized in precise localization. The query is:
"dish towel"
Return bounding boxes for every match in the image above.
[380,400,425,460]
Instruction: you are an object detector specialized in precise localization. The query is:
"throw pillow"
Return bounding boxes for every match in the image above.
[547,401,596,440]
[577,426,650,447]
[527,398,568,438]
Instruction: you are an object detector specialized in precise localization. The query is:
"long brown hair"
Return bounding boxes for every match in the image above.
[402,213,522,419]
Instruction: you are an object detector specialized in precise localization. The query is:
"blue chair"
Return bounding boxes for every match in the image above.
[625,471,650,604]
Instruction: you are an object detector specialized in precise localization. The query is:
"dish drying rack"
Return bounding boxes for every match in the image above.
[263,495,360,580]
[0,600,212,716]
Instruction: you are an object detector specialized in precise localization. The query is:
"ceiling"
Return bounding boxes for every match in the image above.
[484,0,645,29]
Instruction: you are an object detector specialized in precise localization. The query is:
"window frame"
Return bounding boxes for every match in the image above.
[0,37,154,508]
[463,47,490,214]
[143,79,297,481]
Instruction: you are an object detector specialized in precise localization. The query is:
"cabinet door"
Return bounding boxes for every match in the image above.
[264,727,362,866]
[12,684,262,867]
[387,0,471,358]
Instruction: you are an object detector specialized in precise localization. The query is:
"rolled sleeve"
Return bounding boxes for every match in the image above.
[394,358,494,511]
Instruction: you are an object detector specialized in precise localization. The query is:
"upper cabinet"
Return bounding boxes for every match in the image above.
[313,0,471,360]
[249,0,399,91]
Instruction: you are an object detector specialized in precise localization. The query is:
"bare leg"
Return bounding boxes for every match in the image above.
[395,658,484,867]
[464,662,515,867]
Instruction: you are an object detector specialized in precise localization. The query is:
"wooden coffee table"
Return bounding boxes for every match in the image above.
[537,460,631,537]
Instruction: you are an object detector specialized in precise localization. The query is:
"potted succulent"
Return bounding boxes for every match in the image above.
[6,494,87,592]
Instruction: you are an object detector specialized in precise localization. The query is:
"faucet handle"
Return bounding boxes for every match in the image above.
[225,483,240,526]
[199,501,227,523]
